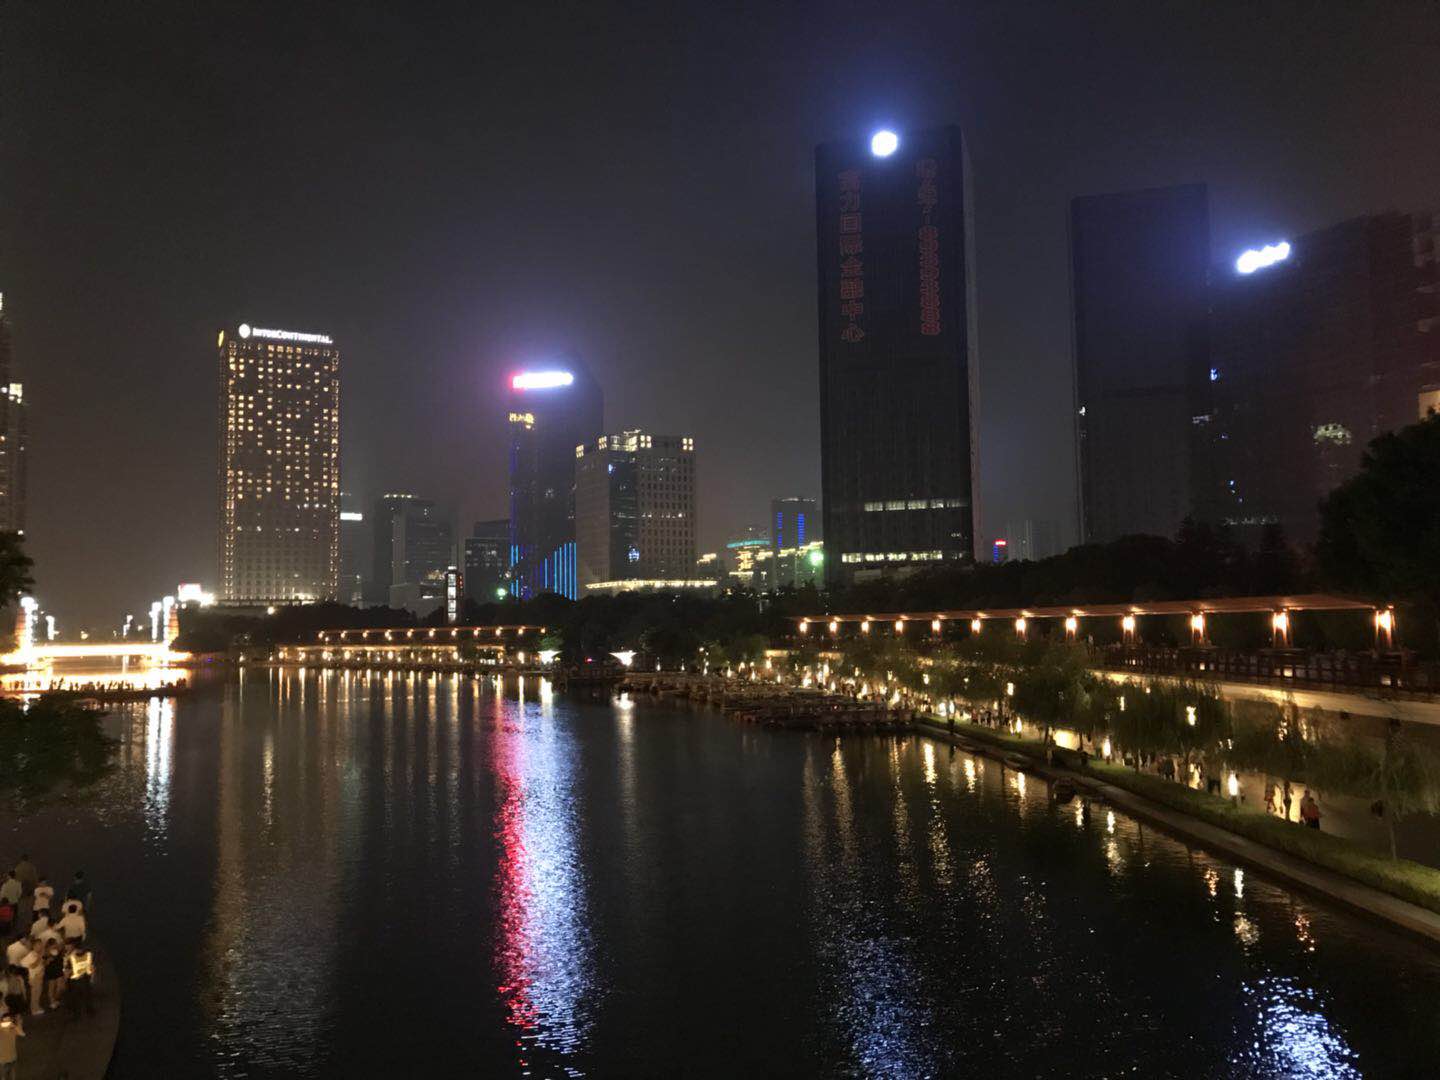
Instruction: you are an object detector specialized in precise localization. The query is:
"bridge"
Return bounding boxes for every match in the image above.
[4,641,189,666]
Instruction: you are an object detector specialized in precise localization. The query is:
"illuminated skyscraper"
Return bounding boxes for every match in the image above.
[1204,211,1440,542]
[0,294,27,535]
[339,492,367,604]
[507,364,602,599]
[217,322,340,603]
[815,125,980,584]
[770,497,817,560]
[575,430,696,591]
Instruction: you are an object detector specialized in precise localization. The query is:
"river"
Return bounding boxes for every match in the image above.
[4,667,1439,1077]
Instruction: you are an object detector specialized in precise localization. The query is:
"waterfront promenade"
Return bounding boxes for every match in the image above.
[915,715,1440,951]
[1,885,120,1080]
[9,941,119,1080]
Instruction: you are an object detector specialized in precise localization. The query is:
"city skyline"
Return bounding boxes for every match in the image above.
[5,2,1440,626]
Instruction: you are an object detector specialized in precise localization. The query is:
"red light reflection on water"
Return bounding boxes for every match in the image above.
[491,704,593,1075]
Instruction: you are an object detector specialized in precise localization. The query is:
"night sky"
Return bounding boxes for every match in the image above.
[5,1,1439,628]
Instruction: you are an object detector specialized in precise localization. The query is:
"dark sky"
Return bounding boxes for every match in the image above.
[5,0,1439,628]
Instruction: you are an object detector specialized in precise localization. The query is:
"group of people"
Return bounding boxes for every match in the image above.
[28,677,188,695]
[1263,781,1324,829]
[0,857,99,1078]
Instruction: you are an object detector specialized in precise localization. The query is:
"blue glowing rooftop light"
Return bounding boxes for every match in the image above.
[1236,241,1291,275]
[870,130,899,157]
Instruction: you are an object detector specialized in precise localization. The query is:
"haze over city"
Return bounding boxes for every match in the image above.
[6,1,1440,627]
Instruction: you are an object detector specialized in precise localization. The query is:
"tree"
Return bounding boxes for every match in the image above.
[0,697,119,804]
[1318,413,1440,640]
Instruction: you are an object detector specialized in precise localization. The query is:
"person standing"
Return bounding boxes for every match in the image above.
[1,967,26,1021]
[42,943,64,1012]
[2,938,26,971]
[30,880,52,921]
[1301,789,1322,830]
[56,902,86,945]
[19,948,43,1017]
[10,860,35,900]
[0,874,18,908]
[66,872,91,913]
[0,1011,24,1080]
[63,943,96,1018]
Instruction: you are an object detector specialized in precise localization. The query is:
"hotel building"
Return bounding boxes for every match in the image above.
[217,322,340,603]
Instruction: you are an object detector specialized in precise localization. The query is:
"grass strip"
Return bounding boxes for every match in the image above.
[916,715,1440,917]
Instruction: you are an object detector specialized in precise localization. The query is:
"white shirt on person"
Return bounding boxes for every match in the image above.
[32,885,53,913]
[57,911,86,941]
[3,940,27,966]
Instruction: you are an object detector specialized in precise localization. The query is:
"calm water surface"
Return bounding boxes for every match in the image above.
[4,668,1440,1078]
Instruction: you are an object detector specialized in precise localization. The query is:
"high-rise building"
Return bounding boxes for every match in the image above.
[1071,184,1211,543]
[369,494,452,608]
[1003,517,1061,562]
[368,494,409,603]
[507,364,603,599]
[217,321,339,604]
[815,125,980,583]
[339,492,367,604]
[575,430,696,591]
[770,497,817,560]
[0,294,27,535]
[1203,211,1440,542]
[464,518,510,604]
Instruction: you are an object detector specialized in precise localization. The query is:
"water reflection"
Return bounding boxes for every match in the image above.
[493,690,595,1073]
[800,739,932,1077]
[1,661,189,697]
[4,670,1437,1077]
[143,696,174,838]
[1234,977,1361,1078]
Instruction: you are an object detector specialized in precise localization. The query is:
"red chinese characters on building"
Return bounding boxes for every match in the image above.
[916,158,941,336]
[838,169,864,343]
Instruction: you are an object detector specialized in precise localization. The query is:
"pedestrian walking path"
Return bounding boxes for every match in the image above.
[1,858,120,1080]
[915,716,1440,950]
[9,938,119,1080]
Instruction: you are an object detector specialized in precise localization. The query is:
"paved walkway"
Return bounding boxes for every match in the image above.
[915,716,1440,951]
[5,895,120,1080]
[11,943,119,1080]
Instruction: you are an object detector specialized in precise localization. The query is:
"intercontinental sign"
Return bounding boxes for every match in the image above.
[238,323,334,345]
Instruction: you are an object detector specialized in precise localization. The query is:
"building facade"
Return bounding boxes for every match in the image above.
[1203,211,1440,542]
[770,497,817,560]
[218,322,340,603]
[508,366,603,599]
[815,125,980,583]
[339,493,367,604]
[0,294,26,535]
[575,430,696,591]
[1071,184,1211,544]
[464,518,510,604]
[1003,517,1061,562]
[369,494,453,608]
